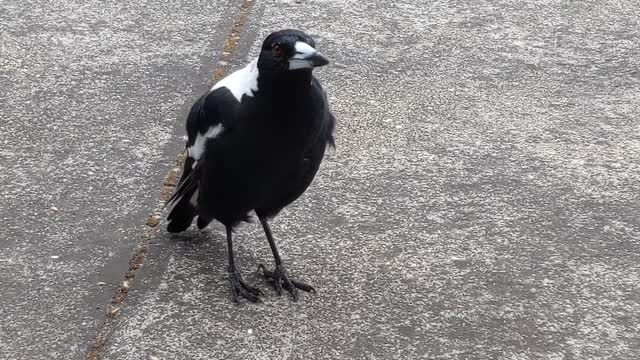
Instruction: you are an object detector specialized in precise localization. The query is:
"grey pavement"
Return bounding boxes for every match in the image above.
[3,0,640,359]
[0,0,237,358]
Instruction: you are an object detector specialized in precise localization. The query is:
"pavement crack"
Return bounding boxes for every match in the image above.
[83,1,255,359]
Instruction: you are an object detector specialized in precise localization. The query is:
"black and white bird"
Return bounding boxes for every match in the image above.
[165,29,335,302]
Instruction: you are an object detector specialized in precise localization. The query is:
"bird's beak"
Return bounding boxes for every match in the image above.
[289,41,330,70]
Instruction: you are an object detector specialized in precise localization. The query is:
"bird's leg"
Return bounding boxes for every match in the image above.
[225,226,262,303]
[257,217,316,301]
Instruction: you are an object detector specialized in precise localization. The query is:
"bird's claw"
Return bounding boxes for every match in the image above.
[228,270,263,303]
[258,264,316,301]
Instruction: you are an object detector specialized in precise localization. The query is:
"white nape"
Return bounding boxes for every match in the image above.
[211,58,259,102]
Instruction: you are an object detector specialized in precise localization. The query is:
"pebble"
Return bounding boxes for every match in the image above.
[147,215,161,227]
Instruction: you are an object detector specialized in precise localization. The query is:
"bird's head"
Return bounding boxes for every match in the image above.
[258,29,329,72]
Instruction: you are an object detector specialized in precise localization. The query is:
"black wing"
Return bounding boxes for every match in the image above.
[165,89,235,232]
[313,76,336,148]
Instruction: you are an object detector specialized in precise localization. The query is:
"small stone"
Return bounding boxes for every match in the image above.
[110,307,121,316]
[122,281,130,290]
[247,328,253,334]
[395,124,403,129]
[150,356,160,360]
[50,206,59,212]
[97,282,107,286]
[146,215,161,227]
[50,255,60,259]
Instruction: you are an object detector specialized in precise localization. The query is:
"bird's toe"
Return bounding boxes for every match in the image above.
[259,264,314,301]
[239,278,263,296]
[229,271,263,303]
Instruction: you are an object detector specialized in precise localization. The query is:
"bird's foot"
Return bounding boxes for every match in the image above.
[258,264,316,301]
[228,270,263,303]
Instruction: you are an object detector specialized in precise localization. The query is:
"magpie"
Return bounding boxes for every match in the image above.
[165,29,335,303]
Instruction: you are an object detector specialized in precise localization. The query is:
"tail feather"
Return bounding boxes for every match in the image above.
[166,187,198,233]
[164,156,196,212]
[165,159,200,233]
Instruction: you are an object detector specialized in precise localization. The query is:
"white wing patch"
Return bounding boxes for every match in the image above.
[211,58,259,102]
[188,124,224,168]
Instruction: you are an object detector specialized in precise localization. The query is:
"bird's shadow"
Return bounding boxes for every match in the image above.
[164,224,266,284]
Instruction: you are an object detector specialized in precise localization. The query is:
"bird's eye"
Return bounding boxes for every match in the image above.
[272,44,283,58]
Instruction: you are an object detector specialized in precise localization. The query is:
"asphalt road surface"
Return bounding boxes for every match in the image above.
[1,0,237,358]
[1,0,639,359]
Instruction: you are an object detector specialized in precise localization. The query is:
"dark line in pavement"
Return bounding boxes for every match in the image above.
[84,1,255,358]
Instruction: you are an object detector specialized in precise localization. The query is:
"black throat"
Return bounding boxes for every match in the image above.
[257,69,313,100]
